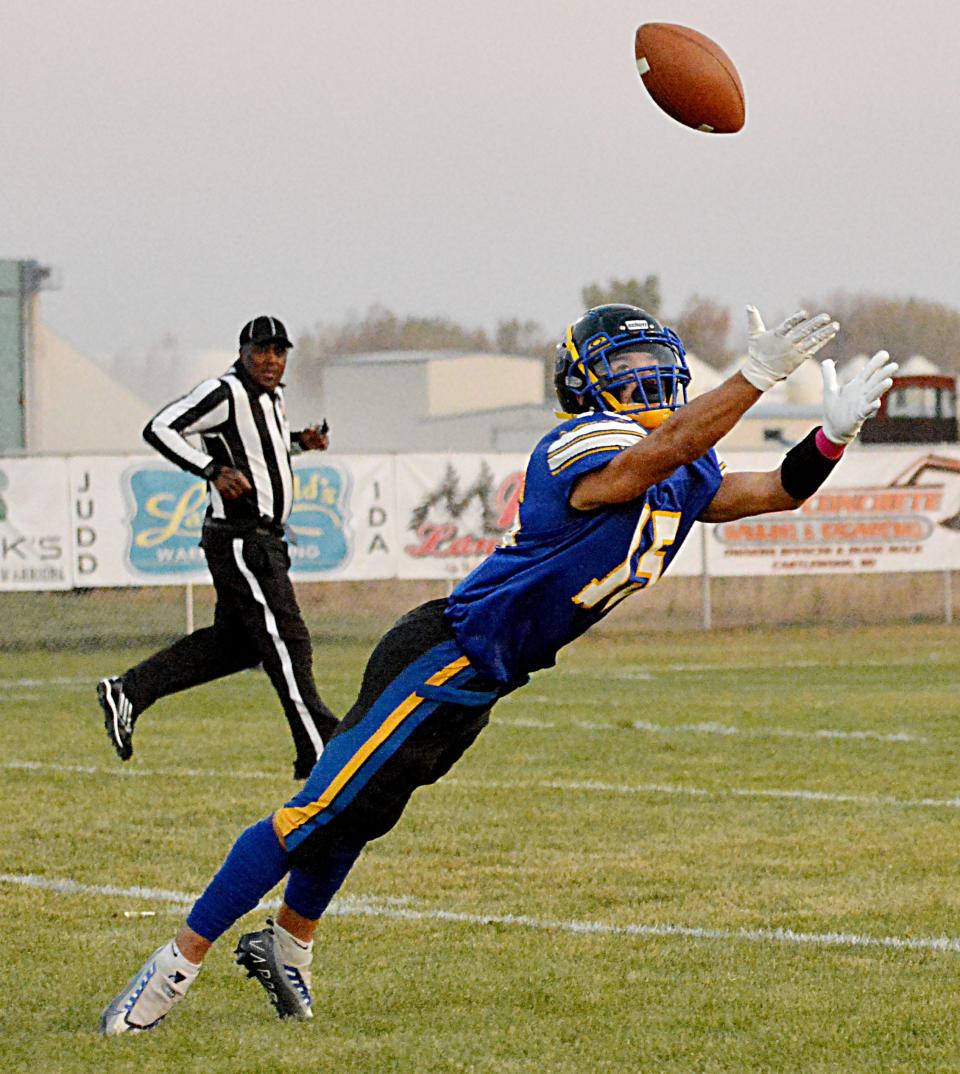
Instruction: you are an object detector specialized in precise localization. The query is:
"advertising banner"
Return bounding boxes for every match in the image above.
[0,457,72,590]
[5,445,960,592]
[708,447,960,576]
[394,453,713,580]
[287,454,398,581]
[395,454,527,579]
[660,520,707,578]
[70,455,209,586]
[69,454,400,587]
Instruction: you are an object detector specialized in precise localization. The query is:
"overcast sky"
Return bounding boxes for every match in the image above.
[2,0,959,365]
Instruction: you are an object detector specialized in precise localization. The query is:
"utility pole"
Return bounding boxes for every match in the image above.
[0,260,55,452]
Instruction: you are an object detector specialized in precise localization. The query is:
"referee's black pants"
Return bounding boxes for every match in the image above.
[122,523,338,769]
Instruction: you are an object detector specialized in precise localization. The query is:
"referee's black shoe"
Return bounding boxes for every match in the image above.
[98,676,139,761]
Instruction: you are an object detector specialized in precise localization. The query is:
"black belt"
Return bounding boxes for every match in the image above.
[203,517,286,539]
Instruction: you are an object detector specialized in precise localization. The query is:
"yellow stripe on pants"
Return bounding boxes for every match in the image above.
[274,656,470,842]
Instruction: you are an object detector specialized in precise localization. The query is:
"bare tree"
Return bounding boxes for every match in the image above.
[494,318,547,355]
[304,305,492,360]
[580,275,662,316]
[804,292,960,369]
[671,295,732,367]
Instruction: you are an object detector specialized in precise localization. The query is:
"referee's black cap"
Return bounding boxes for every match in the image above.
[240,315,293,349]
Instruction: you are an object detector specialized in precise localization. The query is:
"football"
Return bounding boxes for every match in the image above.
[634,22,745,134]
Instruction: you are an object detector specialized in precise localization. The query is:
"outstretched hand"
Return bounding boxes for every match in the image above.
[740,306,840,392]
[821,351,898,445]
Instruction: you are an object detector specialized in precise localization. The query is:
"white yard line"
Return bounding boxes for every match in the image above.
[495,714,925,744]
[2,871,957,956]
[557,656,952,677]
[2,759,279,780]
[0,676,90,687]
[660,656,951,672]
[448,777,960,810]
[0,651,949,692]
[6,758,960,811]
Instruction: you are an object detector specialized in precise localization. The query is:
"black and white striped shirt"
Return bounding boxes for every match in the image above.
[143,362,296,527]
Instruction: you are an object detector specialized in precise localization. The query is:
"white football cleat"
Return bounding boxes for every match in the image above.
[99,941,199,1036]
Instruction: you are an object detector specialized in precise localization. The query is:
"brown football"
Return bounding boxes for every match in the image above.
[634,23,745,134]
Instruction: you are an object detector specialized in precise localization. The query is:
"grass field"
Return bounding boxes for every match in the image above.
[3,621,960,1073]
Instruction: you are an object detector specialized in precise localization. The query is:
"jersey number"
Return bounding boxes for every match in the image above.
[571,506,681,612]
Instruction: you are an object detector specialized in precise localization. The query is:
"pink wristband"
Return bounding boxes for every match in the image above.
[815,427,845,460]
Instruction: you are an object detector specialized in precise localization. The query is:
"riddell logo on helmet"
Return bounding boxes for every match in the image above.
[623,320,650,331]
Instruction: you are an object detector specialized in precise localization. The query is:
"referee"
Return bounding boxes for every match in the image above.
[97,315,338,779]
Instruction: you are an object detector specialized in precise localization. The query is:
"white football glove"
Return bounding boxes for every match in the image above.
[740,306,840,392]
[820,350,899,445]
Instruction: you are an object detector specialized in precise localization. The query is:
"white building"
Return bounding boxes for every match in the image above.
[316,349,727,454]
[26,322,153,454]
[15,323,841,456]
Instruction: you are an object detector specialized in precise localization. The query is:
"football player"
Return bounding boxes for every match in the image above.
[99,303,896,1034]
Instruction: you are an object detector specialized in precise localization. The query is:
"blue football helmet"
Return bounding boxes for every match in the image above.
[554,304,691,429]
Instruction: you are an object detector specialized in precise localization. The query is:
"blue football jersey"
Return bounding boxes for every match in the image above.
[445,411,723,686]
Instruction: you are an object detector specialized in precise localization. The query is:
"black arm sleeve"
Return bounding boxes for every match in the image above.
[780,427,841,500]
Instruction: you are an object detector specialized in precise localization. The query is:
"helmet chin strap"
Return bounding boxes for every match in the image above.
[596,383,673,428]
[578,362,680,429]
[594,384,674,430]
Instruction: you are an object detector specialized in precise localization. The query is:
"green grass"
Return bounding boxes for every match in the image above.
[3,623,960,1072]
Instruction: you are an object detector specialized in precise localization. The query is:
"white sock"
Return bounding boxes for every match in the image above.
[272,920,313,969]
[164,940,202,979]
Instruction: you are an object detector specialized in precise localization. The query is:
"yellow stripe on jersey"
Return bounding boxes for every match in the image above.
[550,444,640,475]
[548,418,644,456]
[548,424,644,474]
[273,655,470,842]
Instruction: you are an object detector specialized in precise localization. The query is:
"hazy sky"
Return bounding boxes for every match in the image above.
[3,0,959,363]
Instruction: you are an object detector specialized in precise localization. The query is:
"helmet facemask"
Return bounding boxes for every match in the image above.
[586,341,690,429]
[556,310,691,429]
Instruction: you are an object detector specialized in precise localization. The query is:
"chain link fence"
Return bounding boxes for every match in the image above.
[0,572,954,652]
